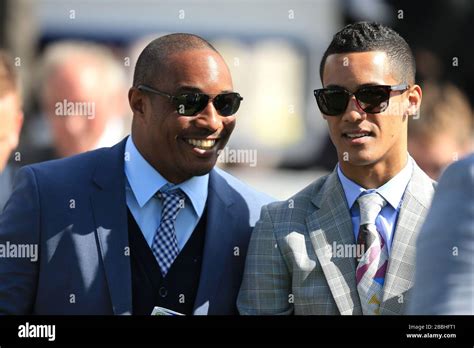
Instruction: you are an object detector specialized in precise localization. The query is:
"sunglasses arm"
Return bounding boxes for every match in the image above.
[391,84,409,91]
[136,85,174,101]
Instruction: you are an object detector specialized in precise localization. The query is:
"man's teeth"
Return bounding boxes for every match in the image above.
[346,133,370,138]
[186,139,216,149]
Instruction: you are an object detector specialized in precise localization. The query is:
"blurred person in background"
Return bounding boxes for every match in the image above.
[408,82,473,179]
[28,41,129,162]
[409,153,474,314]
[0,50,23,212]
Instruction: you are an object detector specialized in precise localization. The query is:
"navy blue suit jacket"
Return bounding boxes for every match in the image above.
[0,138,274,315]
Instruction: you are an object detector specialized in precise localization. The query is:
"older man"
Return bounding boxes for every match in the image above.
[0,33,273,315]
[26,41,128,163]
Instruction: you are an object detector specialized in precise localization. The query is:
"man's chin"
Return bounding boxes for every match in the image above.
[339,149,377,167]
[182,160,218,177]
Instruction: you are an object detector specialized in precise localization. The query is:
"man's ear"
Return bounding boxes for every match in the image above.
[407,84,422,117]
[128,87,146,118]
[8,109,23,150]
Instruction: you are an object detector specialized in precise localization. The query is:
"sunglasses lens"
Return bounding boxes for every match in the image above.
[175,94,209,116]
[213,93,242,116]
[356,86,390,113]
[316,89,349,116]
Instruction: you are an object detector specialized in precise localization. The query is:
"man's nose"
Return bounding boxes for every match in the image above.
[341,96,367,122]
[194,101,222,132]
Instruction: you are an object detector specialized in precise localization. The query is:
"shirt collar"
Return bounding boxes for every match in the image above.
[337,155,413,210]
[124,135,209,216]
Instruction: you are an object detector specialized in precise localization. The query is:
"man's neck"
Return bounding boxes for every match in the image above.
[339,153,408,189]
[131,135,190,185]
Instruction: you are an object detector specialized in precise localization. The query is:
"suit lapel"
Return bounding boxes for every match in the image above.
[90,138,132,315]
[380,162,435,314]
[193,169,235,315]
[306,170,362,315]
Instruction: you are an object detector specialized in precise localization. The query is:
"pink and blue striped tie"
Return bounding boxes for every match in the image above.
[355,192,388,315]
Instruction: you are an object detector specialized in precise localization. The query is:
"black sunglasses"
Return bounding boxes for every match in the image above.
[313,84,409,116]
[137,84,243,116]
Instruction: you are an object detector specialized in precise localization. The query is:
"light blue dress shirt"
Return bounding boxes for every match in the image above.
[124,136,209,251]
[337,156,413,254]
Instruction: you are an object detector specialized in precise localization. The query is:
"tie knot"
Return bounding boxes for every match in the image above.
[356,192,386,226]
[156,189,185,221]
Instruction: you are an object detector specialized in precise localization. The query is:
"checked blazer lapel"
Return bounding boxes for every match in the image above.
[306,169,363,315]
[380,163,435,314]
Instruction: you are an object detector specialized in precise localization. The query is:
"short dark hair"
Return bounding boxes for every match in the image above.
[133,33,219,87]
[319,21,416,85]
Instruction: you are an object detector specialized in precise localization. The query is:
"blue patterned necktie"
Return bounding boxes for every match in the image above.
[151,189,185,277]
[355,191,388,315]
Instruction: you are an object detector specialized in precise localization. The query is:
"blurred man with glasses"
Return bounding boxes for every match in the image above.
[238,22,435,315]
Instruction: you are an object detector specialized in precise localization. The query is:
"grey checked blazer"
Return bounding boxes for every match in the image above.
[237,161,436,315]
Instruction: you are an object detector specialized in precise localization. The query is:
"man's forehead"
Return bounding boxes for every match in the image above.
[160,49,232,92]
[326,51,388,66]
[323,51,393,87]
[166,49,226,71]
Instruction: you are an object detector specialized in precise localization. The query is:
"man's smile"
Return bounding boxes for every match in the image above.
[341,129,375,145]
[179,136,222,157]
[185,138,217,150]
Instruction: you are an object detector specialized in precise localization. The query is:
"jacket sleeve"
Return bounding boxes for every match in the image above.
[408,155,474,314]
[0,166,40,314]
[237,204,293,315]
